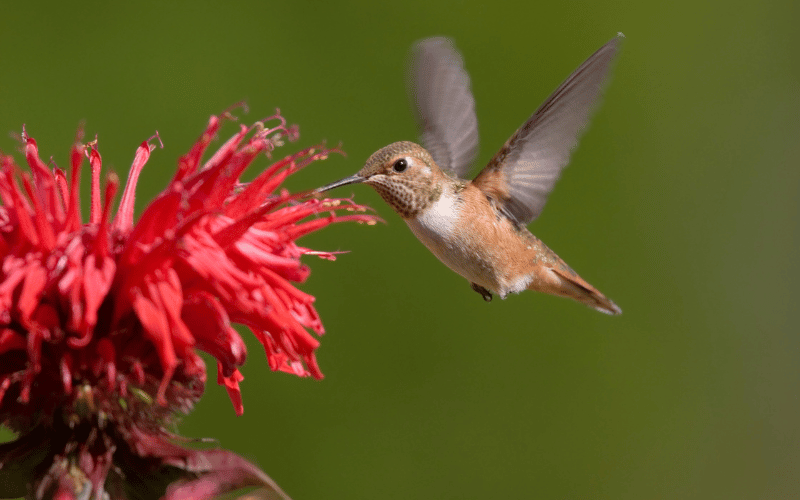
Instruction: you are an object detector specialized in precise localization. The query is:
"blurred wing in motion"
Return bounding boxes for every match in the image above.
[409,37,479,179]
[473,34,623,225]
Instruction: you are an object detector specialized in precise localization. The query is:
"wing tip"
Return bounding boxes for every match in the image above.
[602,32,625,54]
[608,32,626,53]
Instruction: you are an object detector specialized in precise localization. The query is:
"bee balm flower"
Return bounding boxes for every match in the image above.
[0,110,376,499]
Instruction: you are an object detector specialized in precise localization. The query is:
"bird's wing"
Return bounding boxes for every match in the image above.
[409,37,479,179]
[473,34,622,225]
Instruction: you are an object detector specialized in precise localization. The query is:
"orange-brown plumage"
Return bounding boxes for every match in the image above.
[316,35,623,314]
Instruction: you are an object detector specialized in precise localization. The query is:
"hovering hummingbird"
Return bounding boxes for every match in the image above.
[317,35,623,314]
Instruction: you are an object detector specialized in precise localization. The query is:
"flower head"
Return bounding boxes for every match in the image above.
[0,109,376,499]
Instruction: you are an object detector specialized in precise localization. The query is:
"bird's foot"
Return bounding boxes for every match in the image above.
[471,283,493,302]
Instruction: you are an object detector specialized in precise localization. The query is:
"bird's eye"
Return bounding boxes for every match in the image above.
[393,158,408,172]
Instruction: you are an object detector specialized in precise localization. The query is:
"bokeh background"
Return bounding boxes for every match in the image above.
[1,0,798,498]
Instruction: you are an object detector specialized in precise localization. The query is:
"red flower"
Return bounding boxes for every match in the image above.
[0,109,376,499]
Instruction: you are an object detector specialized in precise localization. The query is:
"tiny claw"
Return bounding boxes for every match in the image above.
[471,283,493,302]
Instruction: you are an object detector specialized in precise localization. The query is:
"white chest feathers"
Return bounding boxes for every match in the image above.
[405,191,496,289]
[406,191,459,243]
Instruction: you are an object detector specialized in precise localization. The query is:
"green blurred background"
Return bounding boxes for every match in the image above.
[1,0,798,498]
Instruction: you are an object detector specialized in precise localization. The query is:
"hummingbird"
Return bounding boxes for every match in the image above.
[317,35,623,314]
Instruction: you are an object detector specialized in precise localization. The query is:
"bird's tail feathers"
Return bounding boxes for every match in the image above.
[537,267,622,315]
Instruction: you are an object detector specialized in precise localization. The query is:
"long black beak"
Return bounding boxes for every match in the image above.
[315,174,366,193]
